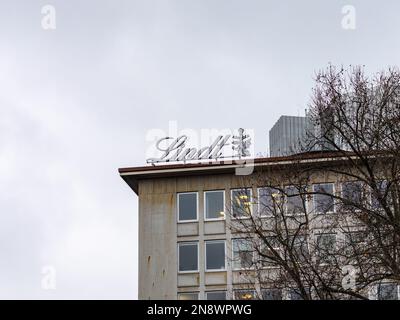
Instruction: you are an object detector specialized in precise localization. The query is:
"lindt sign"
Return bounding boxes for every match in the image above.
[146,128,252,165]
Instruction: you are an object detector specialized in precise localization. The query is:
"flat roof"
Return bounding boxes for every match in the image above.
[119,151,351,195]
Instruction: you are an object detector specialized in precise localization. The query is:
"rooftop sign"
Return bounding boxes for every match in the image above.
[146,128,251,165]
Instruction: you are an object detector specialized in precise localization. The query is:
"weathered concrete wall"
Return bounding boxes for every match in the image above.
[138,178,177,299]
[137,174,235,299]
[136,169,359,299]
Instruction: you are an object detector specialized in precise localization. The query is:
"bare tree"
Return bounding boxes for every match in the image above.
[228,66,400,300]
[308,65,400,283]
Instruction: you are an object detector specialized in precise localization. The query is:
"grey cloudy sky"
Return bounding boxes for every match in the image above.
[1,0,400,299]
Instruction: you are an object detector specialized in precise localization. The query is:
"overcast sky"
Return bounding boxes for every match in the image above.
[1,0,400,299]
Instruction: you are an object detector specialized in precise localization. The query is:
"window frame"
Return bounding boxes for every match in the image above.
[205,239,226,272]
[261,288,283,300]
[312,183,336,214]
[370,180,390,211]
[344,230,367,245]
[231,188,253,220]
[257,187,283,217]
[377,283,399,300]
[341,181,364,212]
[315,233,337,265]
[288,288,308,300]
[287,234,310,264]
[234,289,256,300]
[204,190,226,221]
[232,238,255,271]
[205,291,227,300]
[177,192,199,223]
[259,236,282,269]
[177,241,199,274]
[343,230,367,257]
[284,185,307,216]
[177,292,199,300]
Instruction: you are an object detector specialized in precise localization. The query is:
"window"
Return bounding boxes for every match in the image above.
[258,187,282,216]
[260,236,281,268]
[178,192,198,222]
[345,231,366,246]
[342,181,363,211]
[234,290,256,300]
[316,234,336,264]
[206,291,226,300]
[377,283,398,300]
[232,238,254,269]
[292,235,310,262]
[205,240,225,271]
[313,183,335,213]
[261,288,282,300]
[285,186,306,214]
[344,231,366,257]
[231,189,252,218]
[289,288,306,300]
[371,180,389,210]
[178,242,198,272]
[205,190,225,220]
[178,292,199,300]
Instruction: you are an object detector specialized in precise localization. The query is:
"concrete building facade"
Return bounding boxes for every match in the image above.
[119,153,400,300]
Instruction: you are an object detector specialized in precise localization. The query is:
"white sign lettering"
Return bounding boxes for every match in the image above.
[146,128,251,165]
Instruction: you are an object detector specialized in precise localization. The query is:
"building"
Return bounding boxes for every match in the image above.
[269,115,313,157]
[119,152,400,300]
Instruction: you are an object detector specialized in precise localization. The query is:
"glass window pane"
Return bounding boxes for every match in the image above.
[289,288,305,300]
[317,234,336,263]
[205,191,224,219]
[178,243,198,272]
[232,189,252,218]
[289,235,309,263]
[262,288,282,300]
[371,180,389,210]
[178,292,198,300]
[259,187,282,216]
[344,231,366,256]
[317,234,336,250]
[342,181,363,210]
[378,283,398,300]
[233,239,253,269]
[206,291,226,300]
[285,186,305,214]
[234,290,256,300]
[260,237,280,267]
[345,231,366,246]
[313,184,334,213]
[205,241,225,270]
[178,193,197,221]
